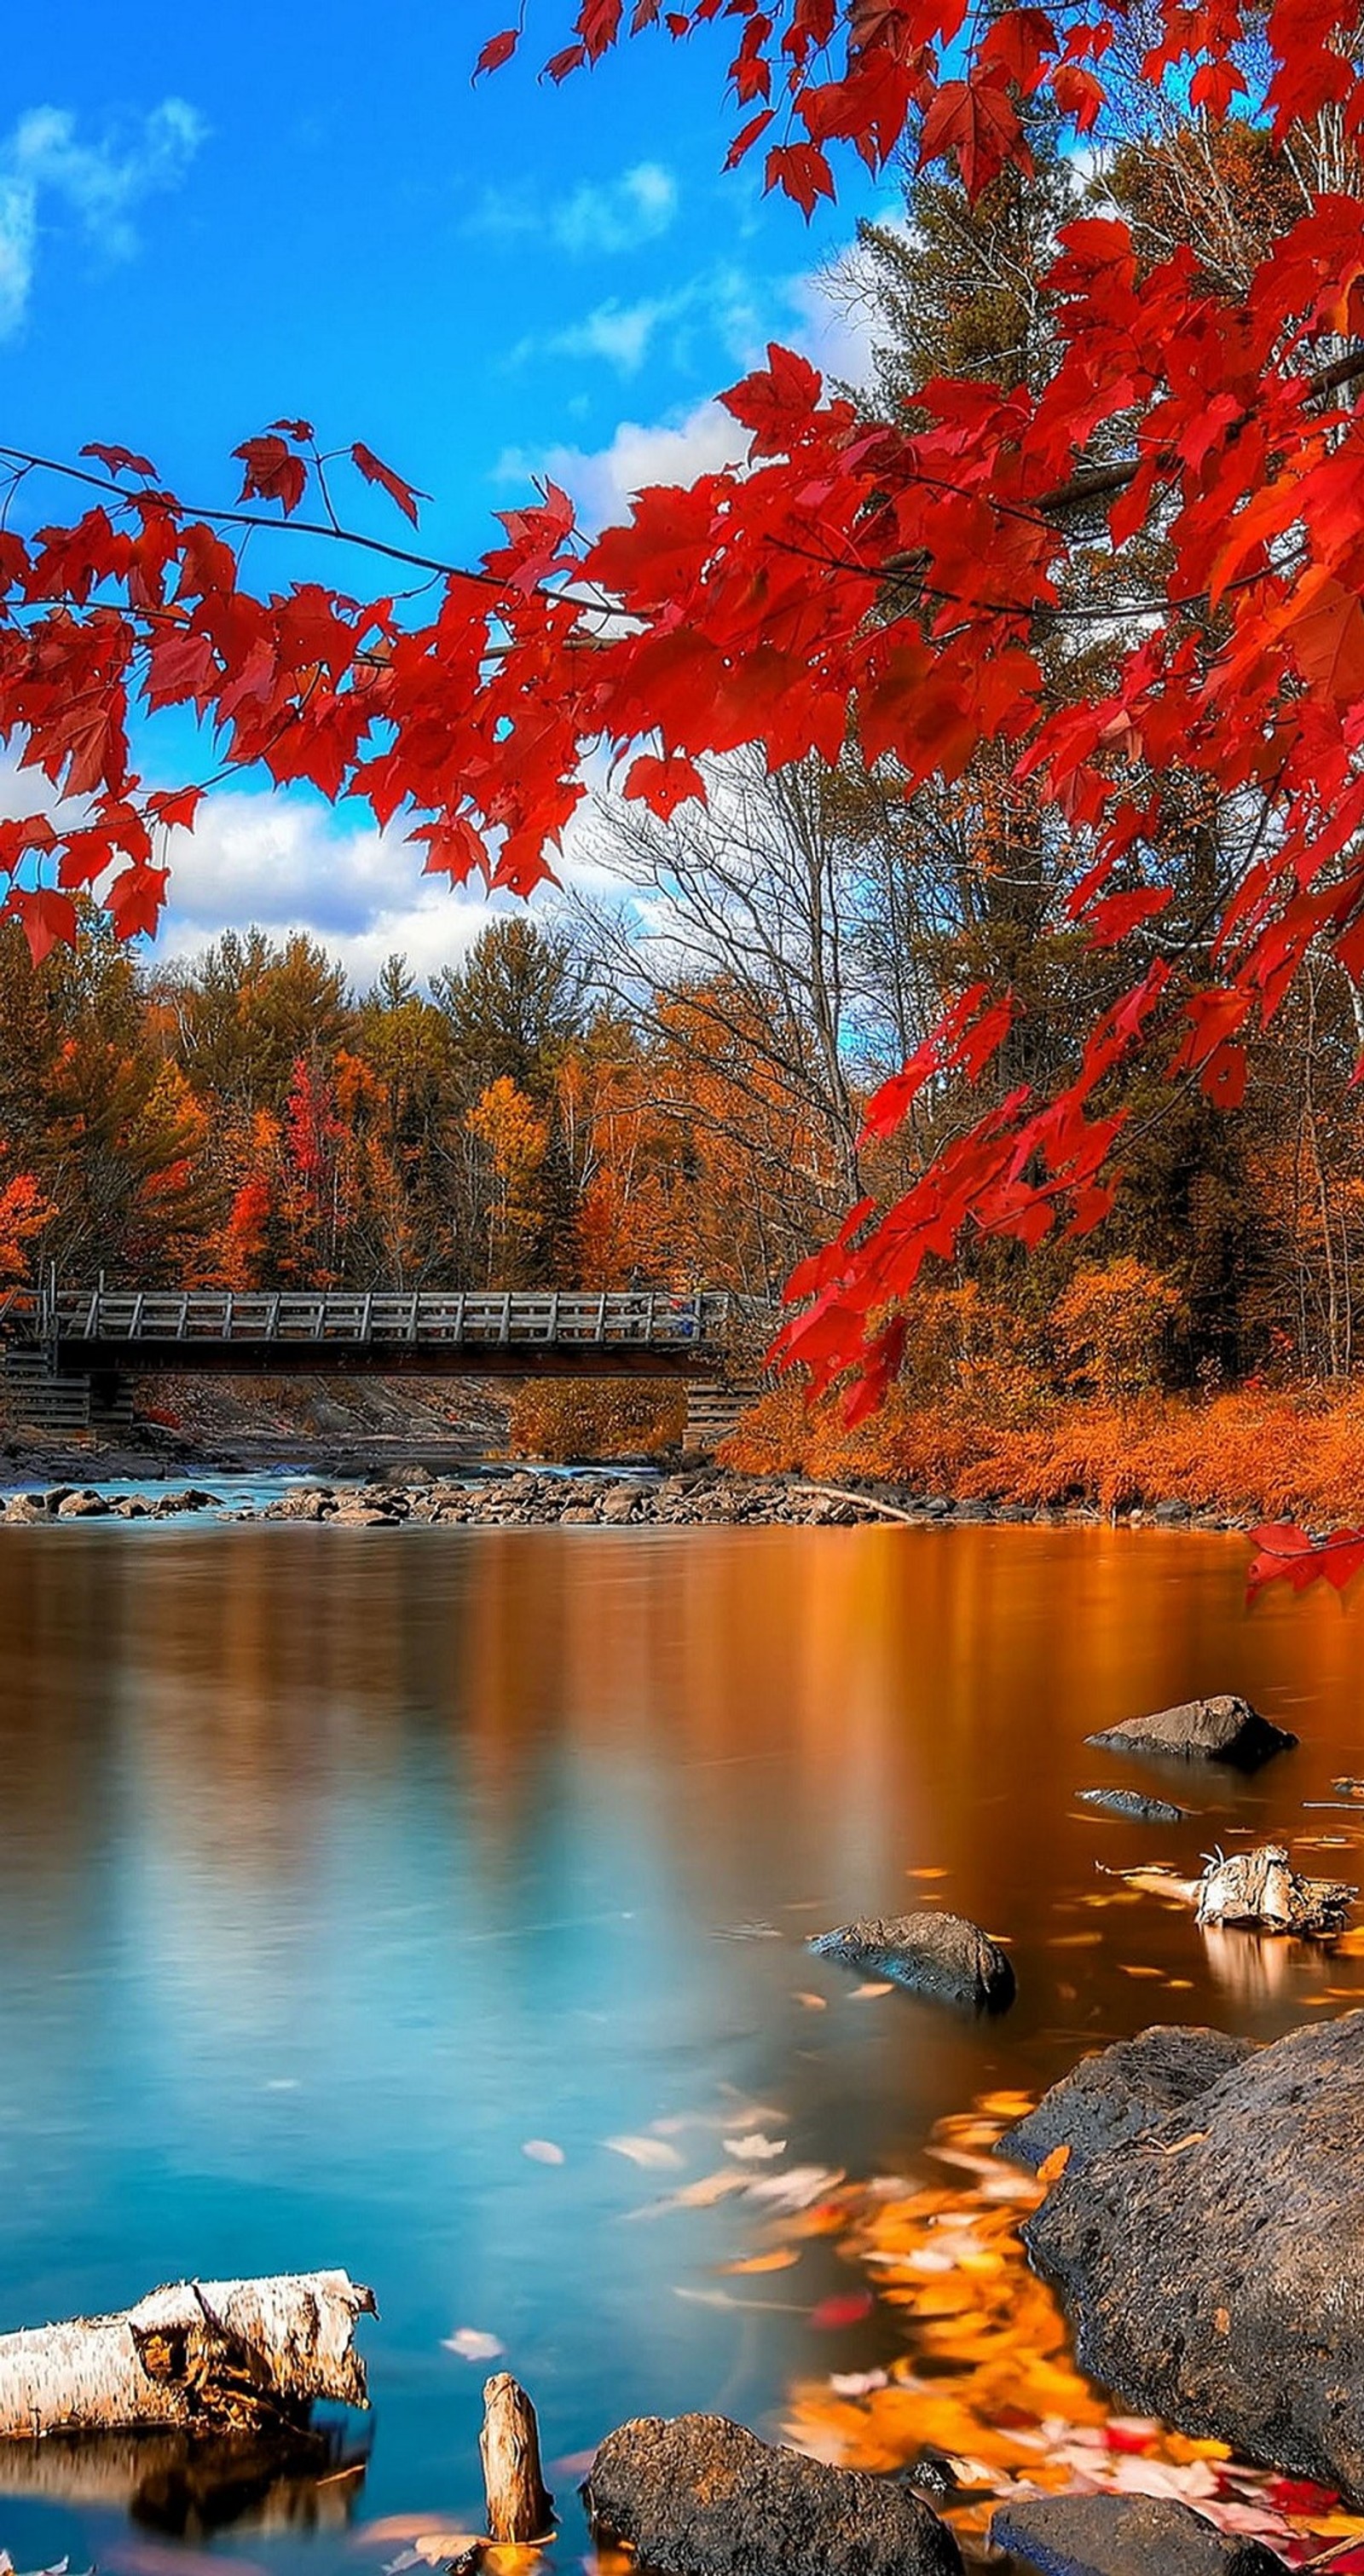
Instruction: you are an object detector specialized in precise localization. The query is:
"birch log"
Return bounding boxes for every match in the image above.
[0,2271,374,2440]
[480,2374,553,2544]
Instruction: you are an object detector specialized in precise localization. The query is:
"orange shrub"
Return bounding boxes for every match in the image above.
[1049,1257,1186,1400]
[508,1376,686,1463]
[721,1379,1364,1524]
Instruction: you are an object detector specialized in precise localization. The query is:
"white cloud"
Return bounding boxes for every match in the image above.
[155,789,604,992]
[493,254,868,531]
[512,261,764,383]
[469,159,679,258]
[555,160,679,255]
[157,793,494,989]
[0,97,205,337]
[549,293,675,376]
[496,396,748,531]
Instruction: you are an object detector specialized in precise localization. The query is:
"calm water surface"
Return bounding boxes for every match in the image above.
[2,1522,1363,2569]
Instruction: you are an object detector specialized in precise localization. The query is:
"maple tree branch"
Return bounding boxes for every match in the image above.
[0,445,613,621]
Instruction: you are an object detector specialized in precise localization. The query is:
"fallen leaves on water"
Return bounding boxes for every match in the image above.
[723,2133,788,2161]
[383,2539,483,2573]
[442,2327,505,2362]
[1036,2145,1072,2186]
[746,2164,846,2212]
[809,2290,875,2331]
[522,2139,565,2165]
[605,2134,685,2169]
[720,2246,801,2274]
[777,2097,1364,2569]
[849,1981,895,2000]
[792,1990,828,2010]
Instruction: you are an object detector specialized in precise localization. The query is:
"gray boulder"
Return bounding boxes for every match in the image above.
[1076,1788,1191,1823]
[1025,2008,1364,2498]
[990,2492,1286,2574]
[1000,2026,1256,2175]
[584,2413,961,2576]
[1085,1695,1295,1770]
[809,1911,1014,2011]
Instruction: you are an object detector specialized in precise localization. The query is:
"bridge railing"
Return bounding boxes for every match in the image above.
[34,1286,734,1350]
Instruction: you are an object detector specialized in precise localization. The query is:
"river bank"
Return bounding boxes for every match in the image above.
[0,1462,1254,1528]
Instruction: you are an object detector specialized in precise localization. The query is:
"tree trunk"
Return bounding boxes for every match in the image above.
[480,2373,553,2544]
[0,2271,374,2440]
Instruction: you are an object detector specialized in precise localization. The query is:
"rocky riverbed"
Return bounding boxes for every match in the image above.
[0,1464,1254,1529]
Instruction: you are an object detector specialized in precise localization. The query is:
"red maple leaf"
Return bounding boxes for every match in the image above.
[919,73,1030,197]
[473,27,519,76]
[80,442,159,479]
[105,862,170,939]
[233,434,308,516]
[8,887,78,967]
[764,141,836,217]
[622,751,707,817]
[350,442,428,528]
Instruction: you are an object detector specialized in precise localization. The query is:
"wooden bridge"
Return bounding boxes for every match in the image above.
[3,1285,737,1379]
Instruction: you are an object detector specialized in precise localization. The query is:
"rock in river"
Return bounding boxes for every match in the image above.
[1084,1693,1296,1770]
[1076,1787,1191,1822]
[808,1910,1015,2011]
[999,2024,1256,2175]
[990,2492,1287,2575]
[585,2413,962,2576]
[1024,2007,1364,2498]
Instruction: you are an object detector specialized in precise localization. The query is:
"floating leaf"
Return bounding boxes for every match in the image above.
[442,2326,505,2361]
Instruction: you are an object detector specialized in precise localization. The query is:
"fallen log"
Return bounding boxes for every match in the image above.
[1096,1846,1356,1939]
[481,2373,553,2544]
[0,2271,374,2440]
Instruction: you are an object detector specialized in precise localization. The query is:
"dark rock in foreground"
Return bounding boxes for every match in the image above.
[991,2492,1287,2574]
[585,2413,962,2576]
[1085,1694,1296,1770]
[1025,2008,1364,2498]
[809,1910,1015,2011]
[1077,1787,1191,1822]
[1000,2025,1256,2175]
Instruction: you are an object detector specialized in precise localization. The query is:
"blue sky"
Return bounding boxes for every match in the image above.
[1,4,891,984]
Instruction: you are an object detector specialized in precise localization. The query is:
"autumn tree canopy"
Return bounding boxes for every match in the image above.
[4,0,1364,1578]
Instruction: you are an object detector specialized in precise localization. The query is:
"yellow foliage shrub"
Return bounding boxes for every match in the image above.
[508,1376,686,1463]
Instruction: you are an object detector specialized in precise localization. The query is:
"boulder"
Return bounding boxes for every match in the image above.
[809,1911,1015,2011]
[998,2025,1256,2175]
[584,2412,961,2576]
[990,2492,1286,2574]
[56,1492,109,1517]
[1085,1695,1296,1770]
[1024,2008,1364,2498]
[1076,1788,1191,1823]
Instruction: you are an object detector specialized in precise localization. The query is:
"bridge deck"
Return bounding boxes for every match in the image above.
[3,1287,735,1378]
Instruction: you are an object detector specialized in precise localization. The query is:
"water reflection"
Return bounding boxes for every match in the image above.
[0,1523,1361,2570]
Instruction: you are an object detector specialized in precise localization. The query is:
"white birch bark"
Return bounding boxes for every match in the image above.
[0,2271,374,2439]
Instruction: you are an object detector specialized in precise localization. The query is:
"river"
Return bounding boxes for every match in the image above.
[0,1521,1361,2572]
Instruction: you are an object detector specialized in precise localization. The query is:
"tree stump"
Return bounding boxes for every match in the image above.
[480,2374,553,2544]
